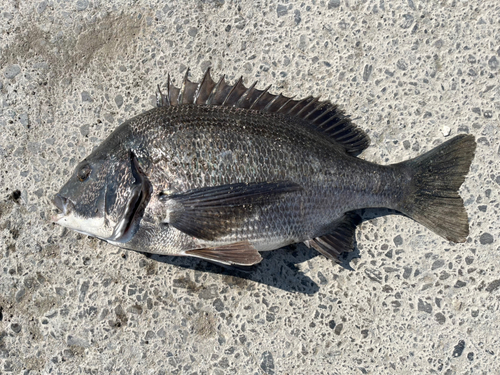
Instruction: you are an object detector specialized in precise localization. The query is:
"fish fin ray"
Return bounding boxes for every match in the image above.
[281,96,318,117]
[248,85,273,110]
[156,85,166,107]
[156,75,172,107]
[263,93,290,113]
[194,68,217,104]
[177,68,189,104]
[221,76,247,106]
[208,75,232,105]
[161,181,301,241]
[168,73,180,106]
[309,212,361,263]
[276,96,298,114]
[185,241,262,266]
[235,81,258,108]
[396,135,476,242]
[178,68,201,105]
[295,96,320,117]
[162,70,370,154]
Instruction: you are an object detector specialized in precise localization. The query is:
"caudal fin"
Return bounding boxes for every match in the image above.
[397,134,476,242]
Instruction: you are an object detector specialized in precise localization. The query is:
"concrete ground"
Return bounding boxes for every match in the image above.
[1,0,499,374]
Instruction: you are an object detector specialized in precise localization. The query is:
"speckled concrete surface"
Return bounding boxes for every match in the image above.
[1,1,499,374]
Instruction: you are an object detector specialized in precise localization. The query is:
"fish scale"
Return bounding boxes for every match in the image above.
[53,70,476,268]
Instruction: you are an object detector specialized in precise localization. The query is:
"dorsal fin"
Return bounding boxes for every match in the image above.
[156,69,370,154]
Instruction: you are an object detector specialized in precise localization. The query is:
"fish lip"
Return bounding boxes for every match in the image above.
[52,194,74,222]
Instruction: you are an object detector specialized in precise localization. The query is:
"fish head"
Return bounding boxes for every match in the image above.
[53,147,152,244]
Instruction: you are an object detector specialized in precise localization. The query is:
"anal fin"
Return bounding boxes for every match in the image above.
[185,241,262,266]
[308,212,362,263]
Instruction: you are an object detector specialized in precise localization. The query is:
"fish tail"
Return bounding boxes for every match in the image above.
[396,134,476,242]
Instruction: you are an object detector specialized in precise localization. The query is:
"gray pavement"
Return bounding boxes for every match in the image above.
[1,1,499,374]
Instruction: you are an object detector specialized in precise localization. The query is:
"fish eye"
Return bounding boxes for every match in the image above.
[77,164,92,182]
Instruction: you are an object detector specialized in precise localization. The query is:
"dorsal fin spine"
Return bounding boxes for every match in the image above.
[222,76,244,106]
[166,74,171,105]
[207,75,225,106]
[249,85,272,110]
[277,97,296,113]
[263,93,284,112]
[235,81,257,108]
[286,97,310,115]
[156,84,165,107]
[194,68,210,104]
[178,68,190,104]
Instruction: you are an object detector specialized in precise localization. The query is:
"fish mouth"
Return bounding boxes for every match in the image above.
[52,191,114,239]
[52,194,74,222]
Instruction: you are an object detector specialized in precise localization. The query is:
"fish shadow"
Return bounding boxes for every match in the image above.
[144,208,402,295]
[148,244,323,295]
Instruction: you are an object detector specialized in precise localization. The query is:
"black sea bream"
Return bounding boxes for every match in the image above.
[53,69,476,267]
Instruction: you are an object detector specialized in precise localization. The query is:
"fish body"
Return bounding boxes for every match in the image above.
[53,70,476,266]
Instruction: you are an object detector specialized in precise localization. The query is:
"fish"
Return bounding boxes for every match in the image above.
[52,69,477,267]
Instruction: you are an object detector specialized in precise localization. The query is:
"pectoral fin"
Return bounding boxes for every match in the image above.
[161,181,301,241]
[185,241,263,266]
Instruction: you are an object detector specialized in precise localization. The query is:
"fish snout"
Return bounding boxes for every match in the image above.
[53,193,74,216]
